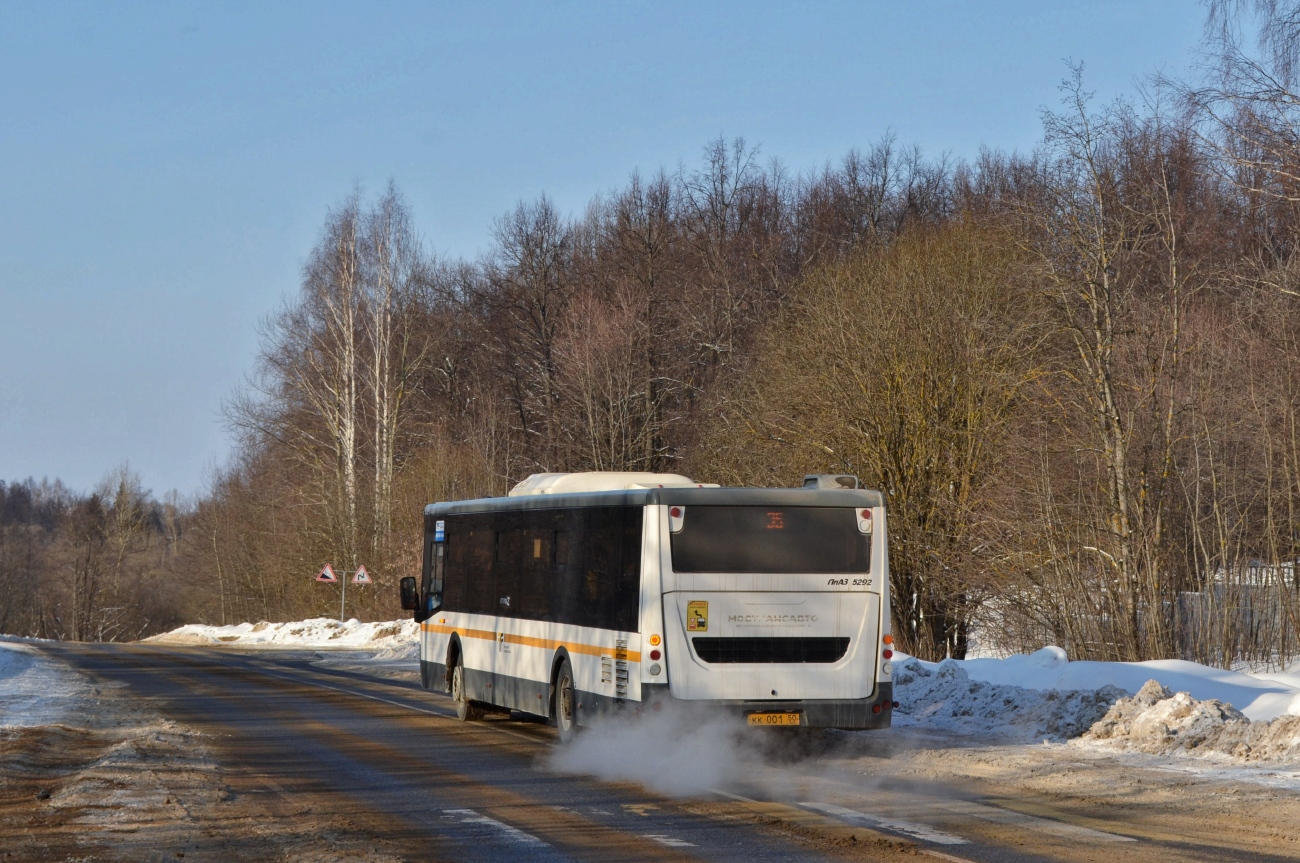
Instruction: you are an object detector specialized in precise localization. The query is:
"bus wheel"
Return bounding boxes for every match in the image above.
[452,660,482,722]
[554,658,578,743]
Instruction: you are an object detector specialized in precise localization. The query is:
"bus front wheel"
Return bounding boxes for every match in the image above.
[554,658,578,743]
[452,660,482,722]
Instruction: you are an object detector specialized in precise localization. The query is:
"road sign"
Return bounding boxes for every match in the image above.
[352,565,372,585]
[316,564,338,583]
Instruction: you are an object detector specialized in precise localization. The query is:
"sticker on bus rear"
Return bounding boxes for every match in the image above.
[434,520,446,542]
[687,600,708,631]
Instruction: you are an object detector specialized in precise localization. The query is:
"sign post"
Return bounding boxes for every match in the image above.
[314,564,371,622]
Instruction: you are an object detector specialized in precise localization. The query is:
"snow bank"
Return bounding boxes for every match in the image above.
[956,647,1300,721]
[892,654,1127,742]
[1084,680,1300,762]
[894,646,1300,764]
[144,617,419,659]
[0,639,102,729]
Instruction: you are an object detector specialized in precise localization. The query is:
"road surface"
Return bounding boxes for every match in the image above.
[4,643,1296,862]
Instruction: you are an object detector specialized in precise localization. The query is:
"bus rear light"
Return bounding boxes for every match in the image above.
[882,634,894,645]
[650,649,661,661]
[857,509,873,534]
[649,634,661,646]
[669,506,685,533]
[872,703,882,714]
[882,661,893,675]
[882,649,893,659]
[648,663,662,675]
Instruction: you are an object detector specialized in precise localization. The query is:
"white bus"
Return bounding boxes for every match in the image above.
[399,472,896,741]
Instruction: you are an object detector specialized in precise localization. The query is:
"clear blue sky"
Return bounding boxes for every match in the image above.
[0,1,1205,499]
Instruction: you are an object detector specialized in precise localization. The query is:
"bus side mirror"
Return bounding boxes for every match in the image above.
[399,577,418,611]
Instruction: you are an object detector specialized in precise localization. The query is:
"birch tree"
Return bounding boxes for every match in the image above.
[362,185,427,554]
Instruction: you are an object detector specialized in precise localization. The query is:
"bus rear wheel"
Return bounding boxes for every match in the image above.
[452,660,482,721]
[554,658,578,744]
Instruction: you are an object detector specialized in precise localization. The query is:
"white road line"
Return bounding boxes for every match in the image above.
[798,801,970,846]
[920,850,980,863]
[442,808,549,847]
[931,800,1136,843]
[643,834,696,847]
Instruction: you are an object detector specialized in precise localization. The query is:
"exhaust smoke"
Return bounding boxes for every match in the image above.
[548,703,749,797]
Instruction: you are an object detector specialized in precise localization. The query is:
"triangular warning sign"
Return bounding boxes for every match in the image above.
[316,564,338,583]
[352,565,372,585]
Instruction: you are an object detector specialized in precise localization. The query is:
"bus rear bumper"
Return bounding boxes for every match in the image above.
[638,681,894,730]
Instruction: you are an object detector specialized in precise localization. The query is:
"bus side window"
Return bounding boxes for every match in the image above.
[463,521,498,616]
[616,508,644,631]
[511,511,553,620]
[441,517,473,613]
[554,530,570,565]
[421,538,435,596]
[431,543,446,603]
[491,514,526,618]
[572,507,629,630]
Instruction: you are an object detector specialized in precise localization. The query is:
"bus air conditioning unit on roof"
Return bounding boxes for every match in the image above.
[507,471,719,496]
[802,474,861,490]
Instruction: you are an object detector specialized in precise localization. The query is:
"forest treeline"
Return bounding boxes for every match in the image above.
[8,3,1300,665]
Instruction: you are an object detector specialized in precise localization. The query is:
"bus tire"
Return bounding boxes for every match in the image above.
[451,660,482,722]
[554,657,578,744]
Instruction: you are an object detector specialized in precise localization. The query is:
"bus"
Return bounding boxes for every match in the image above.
[399,471,895,741]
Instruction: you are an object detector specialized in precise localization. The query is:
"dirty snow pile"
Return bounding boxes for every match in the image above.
[145,617,419,659]
[1084,680,1300,762]
[892,649,1126,742]
[894,645,1300,763]
[0,638,102,728]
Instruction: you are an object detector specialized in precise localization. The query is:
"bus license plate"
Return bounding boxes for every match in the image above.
[747,712,802,727]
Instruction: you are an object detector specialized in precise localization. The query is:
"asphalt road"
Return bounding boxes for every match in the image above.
[31,643,1299,863]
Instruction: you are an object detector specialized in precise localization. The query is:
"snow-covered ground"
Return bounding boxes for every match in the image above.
[0,636,108,729]
[143,617,420,660]
[892,646,1300,771]
[946,645,1300,721]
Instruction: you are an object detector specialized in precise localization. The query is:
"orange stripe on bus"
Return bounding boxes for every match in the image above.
[423,623,495,641]
[421,623,641,663]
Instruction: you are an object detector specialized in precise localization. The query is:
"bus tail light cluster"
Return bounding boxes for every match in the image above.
[857,508,873,534]
[881,633,894,675]
[669,506,685,533]
[648,633,663,675]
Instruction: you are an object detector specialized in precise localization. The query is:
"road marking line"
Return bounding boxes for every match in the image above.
[442,808,549,847]
[643,834,696,847]
[798,801,969,846]
[932,800,1136,843]
[623,803,660,817]
[920,850,979,863]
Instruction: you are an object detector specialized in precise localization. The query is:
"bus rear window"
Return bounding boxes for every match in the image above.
[670,506,870,574]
